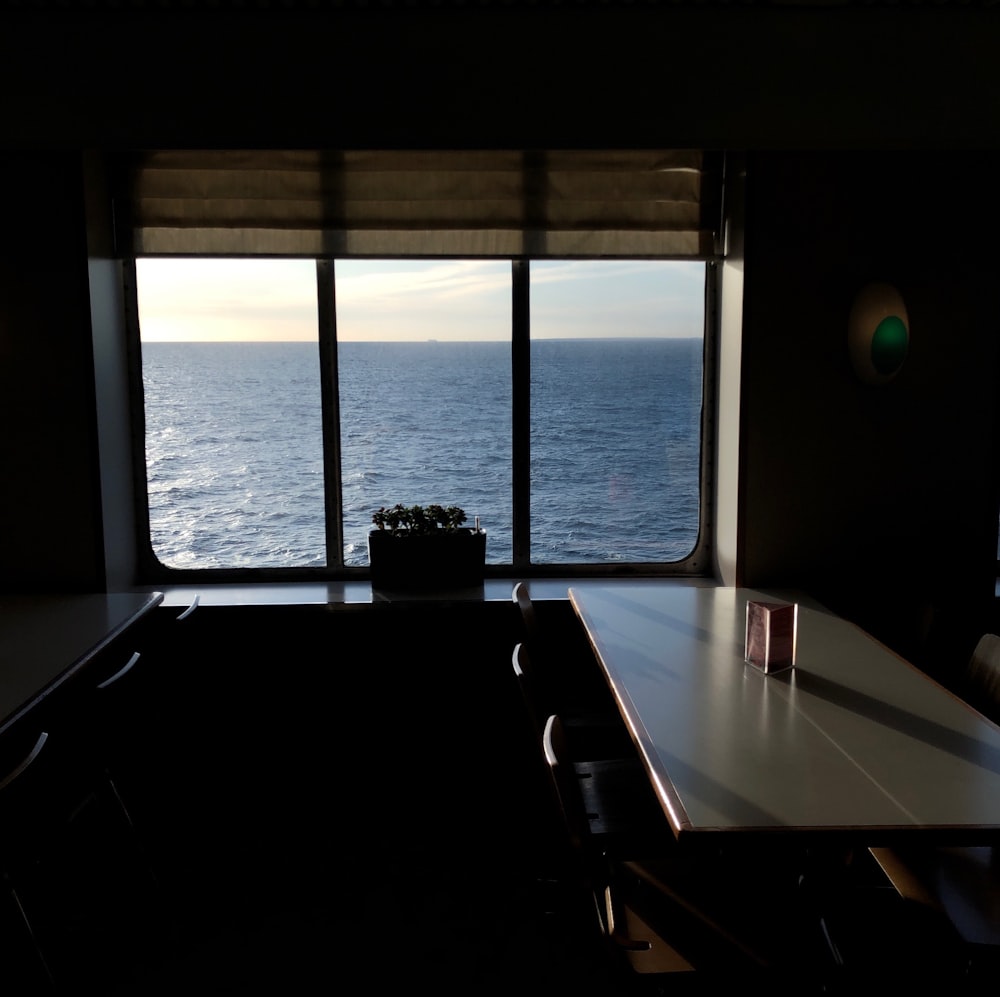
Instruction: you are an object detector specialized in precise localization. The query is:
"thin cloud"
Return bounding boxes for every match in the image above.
[137,258,704,342]
[137,258,317,341]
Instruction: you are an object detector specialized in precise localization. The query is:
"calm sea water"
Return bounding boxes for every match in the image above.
[141,339,702,569]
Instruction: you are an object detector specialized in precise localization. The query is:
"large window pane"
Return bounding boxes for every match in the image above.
[134,256,707,574]
[334,260,512,565]
[530,261,704,563]
[137,259,323,568]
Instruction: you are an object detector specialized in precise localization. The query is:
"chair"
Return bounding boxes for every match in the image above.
[868,846,996,959]
[540,713,780,978]
[962,632,1000,724]
[512,641,629,755]
[512,642,672,852]
[85,598,198,844]
[0,619,186,995]
[511,583,633,759]
[87,647,158,833]
[866,633,1000,982]
[0,719,162,993]
[539,712,693,975]
[0,730,57,992]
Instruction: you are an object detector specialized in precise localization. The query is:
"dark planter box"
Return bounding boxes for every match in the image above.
[367,529,487,591]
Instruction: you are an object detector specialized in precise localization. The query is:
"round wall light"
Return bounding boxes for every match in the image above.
[848,282,909,385]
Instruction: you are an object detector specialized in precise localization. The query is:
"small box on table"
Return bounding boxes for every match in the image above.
[745,600,797,674]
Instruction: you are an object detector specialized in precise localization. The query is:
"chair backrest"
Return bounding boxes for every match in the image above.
[542,713,594,857]
[511,642,545,742]
[541,713,747,971]
[512,582,541,646]
[965,634,1000,718]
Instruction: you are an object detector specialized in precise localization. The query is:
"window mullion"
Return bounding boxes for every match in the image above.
[512,259,530,569]
[316,260,345,568]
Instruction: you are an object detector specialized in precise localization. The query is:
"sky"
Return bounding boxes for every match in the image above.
[135,258,706,342]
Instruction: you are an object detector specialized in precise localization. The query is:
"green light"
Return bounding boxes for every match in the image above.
[871,315,908,375]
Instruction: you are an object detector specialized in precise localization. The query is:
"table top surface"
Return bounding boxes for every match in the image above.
[0,591,164,736]
[569,582,1000,846]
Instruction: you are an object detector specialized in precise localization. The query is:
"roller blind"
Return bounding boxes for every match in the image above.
[120,149,723,258]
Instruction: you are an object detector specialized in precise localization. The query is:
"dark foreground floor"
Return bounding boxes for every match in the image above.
[12,797,998,997]
[100,828,645,996]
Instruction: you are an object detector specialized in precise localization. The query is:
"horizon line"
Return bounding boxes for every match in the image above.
[141,335,703,344]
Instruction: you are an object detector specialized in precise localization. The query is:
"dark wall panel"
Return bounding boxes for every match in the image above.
[0,152,105,591]
[739,151,1000,676]
[1,7,999,151]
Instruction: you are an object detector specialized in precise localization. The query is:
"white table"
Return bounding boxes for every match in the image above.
[569,582,1000,848]
[0,591,163,736]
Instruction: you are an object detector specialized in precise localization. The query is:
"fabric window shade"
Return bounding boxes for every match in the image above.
[120,149,723,258]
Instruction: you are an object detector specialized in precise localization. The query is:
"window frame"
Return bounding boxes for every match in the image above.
[124,255,719,584]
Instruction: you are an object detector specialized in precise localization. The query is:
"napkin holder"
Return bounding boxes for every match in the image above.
[745,600,797,674]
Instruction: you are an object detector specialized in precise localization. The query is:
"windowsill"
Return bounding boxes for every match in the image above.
[139,575,717,609]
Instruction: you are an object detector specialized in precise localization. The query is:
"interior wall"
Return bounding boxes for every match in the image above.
[739,151,1000,676]
[714,157,746,587]
[0,152,105,592]
[85,153,141,592]
[2,6,1000,151]
[2,7,1000,609]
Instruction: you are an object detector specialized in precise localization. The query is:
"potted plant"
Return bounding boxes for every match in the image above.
[368,503,487,591]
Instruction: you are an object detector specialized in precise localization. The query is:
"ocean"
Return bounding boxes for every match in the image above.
[141,339,703,569]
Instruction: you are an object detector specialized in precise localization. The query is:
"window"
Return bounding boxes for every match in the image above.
[123,149,722,579]
[529,261,705,564]
[137,259,324,569]
[334,260,513,565]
